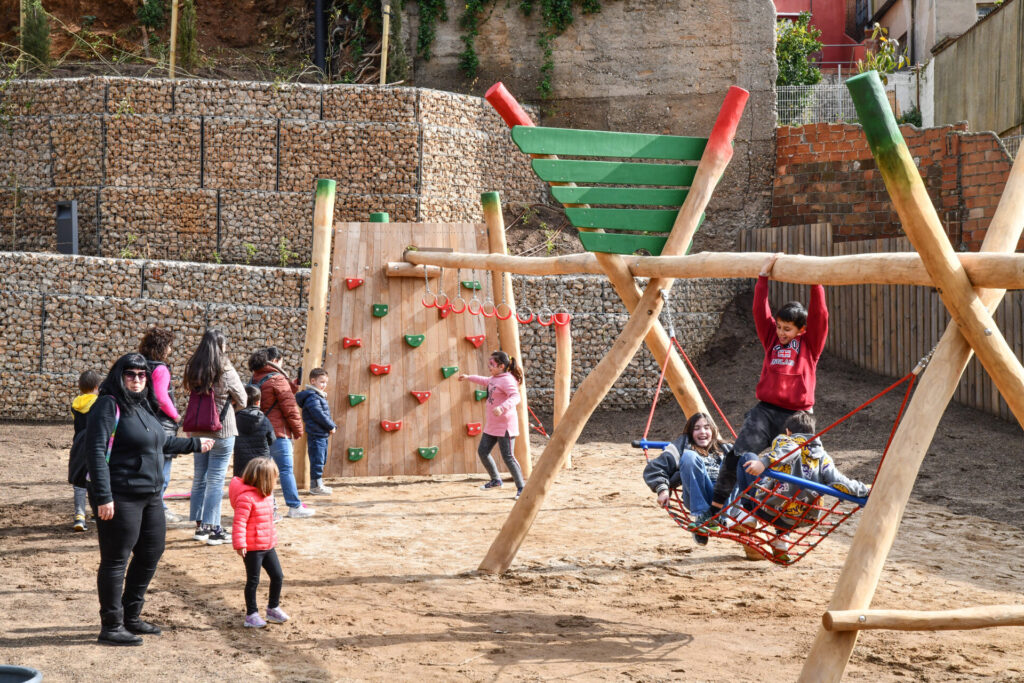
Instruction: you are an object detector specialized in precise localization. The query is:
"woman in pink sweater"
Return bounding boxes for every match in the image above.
[229,458,289,629]
[459,350,527,499]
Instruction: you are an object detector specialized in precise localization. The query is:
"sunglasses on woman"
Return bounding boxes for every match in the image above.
[123,370,147,380]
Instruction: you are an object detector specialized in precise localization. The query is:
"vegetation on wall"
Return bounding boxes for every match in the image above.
[856,22,908,84]
[21,0,52,68]
[447,0,604,97]
[775,11,822,86]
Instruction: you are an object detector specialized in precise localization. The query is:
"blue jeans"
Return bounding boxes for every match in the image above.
[307,435,329,481]
[676,449,716,517]
[270,437,301,508]
[161,456,173,510]
[190,437,234,527]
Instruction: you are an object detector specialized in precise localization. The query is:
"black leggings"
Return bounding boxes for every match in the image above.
[243,548,283,615]
[711,401,798,508]
[90,490,165,628]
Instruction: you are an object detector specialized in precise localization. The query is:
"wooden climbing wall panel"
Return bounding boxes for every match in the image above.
[324,222,499,477]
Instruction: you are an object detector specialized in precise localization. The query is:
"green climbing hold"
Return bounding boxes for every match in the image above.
[474,389,488,401]
[372,303,389,317]
[417,446,439,460]
[461,280,482,290]
[441,366,458,379]
[347,447,365,461]
[348,394,366,407]
[404,334,425,348]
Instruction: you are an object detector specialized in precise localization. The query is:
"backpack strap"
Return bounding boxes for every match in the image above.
[253,372,280,416]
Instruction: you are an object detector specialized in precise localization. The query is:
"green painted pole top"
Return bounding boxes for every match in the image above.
[481,191,501,208]
[846,71,902,153]
[370,212,390,223]
[315,178,337,195]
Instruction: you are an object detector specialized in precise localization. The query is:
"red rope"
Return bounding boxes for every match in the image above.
[872,372,917,481]
[641,337,673,449]
[671,337,737,439]
[527,404,549,437]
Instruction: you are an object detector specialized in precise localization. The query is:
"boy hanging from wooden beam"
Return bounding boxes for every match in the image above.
[694,251,829,532]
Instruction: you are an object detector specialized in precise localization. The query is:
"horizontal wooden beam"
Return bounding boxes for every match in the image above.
[403,250,1024,289]
[383,263,441,278]
[824,606,1024,632]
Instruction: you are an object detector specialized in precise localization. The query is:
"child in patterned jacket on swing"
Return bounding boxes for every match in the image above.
[733,411,871,562]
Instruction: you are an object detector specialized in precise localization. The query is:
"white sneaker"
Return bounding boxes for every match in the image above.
[308,479,333,495]
[286,504,316,518]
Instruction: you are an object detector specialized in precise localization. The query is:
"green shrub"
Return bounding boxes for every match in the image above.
[177,0,199,70]
[22,0,52,68]
[776,11,822,86]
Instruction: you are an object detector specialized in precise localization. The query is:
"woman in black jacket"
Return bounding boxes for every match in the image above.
[85,353,214,646]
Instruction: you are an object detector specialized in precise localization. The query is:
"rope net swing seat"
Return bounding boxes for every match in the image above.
[634,291,933,566]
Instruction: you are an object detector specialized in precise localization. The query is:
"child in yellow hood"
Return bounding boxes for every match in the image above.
[71,370,102,531]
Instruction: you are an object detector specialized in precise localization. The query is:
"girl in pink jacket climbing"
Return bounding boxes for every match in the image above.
[229,457,290,629]
[460,350,527,499]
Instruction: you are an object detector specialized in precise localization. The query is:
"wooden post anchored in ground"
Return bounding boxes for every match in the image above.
[479,86,748,573]
[799,72,1024,683]
[481,191,532,478]
[553,314,572,467]
[294,179,337,490]
[485,83,710,420]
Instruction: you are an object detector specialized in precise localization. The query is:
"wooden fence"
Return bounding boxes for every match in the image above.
[739,223,1024,421]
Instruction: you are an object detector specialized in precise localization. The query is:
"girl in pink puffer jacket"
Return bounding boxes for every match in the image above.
[229,458,289,629]
[459,350,527,499]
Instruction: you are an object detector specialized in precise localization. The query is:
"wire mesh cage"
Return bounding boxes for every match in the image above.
[778,84,858,126]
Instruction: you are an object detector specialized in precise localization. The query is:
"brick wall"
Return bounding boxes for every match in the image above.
[0,77,548,266]
[772,122,1018,251]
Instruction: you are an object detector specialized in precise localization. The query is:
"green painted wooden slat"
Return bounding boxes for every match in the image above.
[565,208,679,232]
[578,232,669,256]
[551,186,689,207]
[511,126,707,160]
[532,159,698,186]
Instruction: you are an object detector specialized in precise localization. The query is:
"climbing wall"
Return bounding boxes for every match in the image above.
[324,222,499,477]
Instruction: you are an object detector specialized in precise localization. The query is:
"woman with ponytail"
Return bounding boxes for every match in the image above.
[458,350,527,499]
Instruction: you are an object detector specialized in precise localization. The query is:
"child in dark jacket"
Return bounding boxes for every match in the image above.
[294,368,336,496]
[233,385,277,478]
[70,369,102,532]
[643,412,733,546]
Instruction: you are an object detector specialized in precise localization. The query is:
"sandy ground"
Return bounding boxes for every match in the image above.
[3,293,1024,682]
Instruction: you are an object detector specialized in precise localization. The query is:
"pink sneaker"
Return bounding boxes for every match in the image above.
[244,612,266,628]
[266,606,289,624]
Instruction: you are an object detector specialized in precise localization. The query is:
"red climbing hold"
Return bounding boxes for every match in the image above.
[343,337,362,349]
[465,334,486,348]
[410,390,431,404]
[369,363,391,375]
[380,419,403,432]
[438,301,453,319]
[346,278,364,290]
[466,422,482,436]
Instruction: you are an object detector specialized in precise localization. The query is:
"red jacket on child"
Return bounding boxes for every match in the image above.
[229,476,277,552]
[753,276,828,412]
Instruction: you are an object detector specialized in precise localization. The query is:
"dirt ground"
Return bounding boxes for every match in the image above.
[3,293,1024,682]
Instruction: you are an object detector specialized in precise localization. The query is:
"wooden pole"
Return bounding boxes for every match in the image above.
[824,606,1024,632]
[294,179,337,490]
[402,250,1024,289]
[553,315,571,467]
[846,71,1024,428]
[168,0,179,79]
[479,86,748,574]
[481,191,532,478]
[485,82,711,420]
[798,90,1024,682]
[379,0,391,85]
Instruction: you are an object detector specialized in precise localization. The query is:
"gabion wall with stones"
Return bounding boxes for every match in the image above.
[0,252,747,421]
[0,77,548,266]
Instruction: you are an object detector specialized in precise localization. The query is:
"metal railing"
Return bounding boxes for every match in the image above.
[778,84,858,126]
[1001,135,1022,158]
